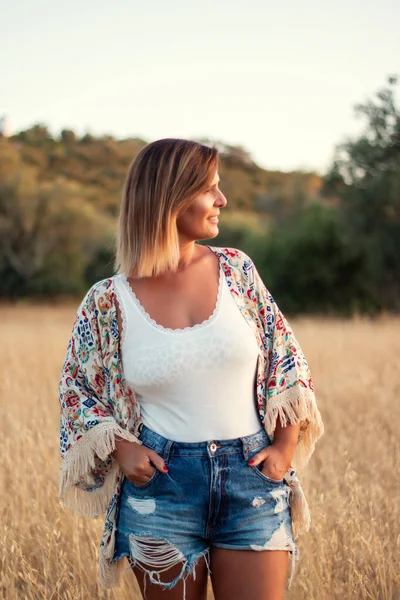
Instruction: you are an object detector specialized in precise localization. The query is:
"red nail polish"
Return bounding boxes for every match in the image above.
[163,466,168,472]
[248,459,255,465]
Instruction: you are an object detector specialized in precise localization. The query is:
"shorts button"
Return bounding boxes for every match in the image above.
[209,442,217,452]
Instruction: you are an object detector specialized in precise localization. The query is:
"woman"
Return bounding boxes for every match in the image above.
[58,138,324,600]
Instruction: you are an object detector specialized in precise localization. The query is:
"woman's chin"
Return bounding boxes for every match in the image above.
[190,225,219,241]
[205,226,219,239]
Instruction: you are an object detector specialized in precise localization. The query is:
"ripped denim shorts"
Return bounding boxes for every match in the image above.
[113,423,298,598]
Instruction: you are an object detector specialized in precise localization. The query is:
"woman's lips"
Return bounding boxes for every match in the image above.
[207,216,219,223]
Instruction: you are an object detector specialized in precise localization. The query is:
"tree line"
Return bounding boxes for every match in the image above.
[0,76,398,316]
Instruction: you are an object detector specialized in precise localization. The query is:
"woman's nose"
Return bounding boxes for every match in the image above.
[215,191,227,208]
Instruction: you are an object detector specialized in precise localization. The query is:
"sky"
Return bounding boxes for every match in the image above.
[1,0,399,173]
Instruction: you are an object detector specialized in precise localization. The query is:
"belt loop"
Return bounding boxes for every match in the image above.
[162,439,174,464]
[241,436,250,461]
[136,422,144,442]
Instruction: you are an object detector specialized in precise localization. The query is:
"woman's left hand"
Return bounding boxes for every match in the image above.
[248,444,293,481]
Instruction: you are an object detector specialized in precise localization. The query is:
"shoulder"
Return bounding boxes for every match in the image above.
[77,276,119,317]
[210,245,274,304]
[207,245,255,273]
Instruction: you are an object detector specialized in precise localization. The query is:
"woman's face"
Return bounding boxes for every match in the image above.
[176,171,227,242]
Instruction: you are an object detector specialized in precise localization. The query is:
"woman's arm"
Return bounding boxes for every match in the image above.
[245,252,324,473]
[248,420,301,479]
[58,283,140,517]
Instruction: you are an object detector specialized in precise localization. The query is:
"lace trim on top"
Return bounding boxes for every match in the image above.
[119,266,224,334]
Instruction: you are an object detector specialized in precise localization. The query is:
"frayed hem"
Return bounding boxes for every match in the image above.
[119,535,211,600]
[59,420,141,518]
[212,542,299,590]
[264,386,324,473]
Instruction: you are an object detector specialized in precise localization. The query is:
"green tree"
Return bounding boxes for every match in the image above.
[61,129,76,144]
[0,171,114,296]
[12,124,52,145]
[252,204,374,315]
[325,75,400,310]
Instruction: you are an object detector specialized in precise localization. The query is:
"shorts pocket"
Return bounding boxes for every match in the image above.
[250,464,284,485]
[126,467,160,489]
[245,444,284,486]
[124,437,170,490]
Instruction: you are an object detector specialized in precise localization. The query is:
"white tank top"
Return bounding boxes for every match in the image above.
[114,266,262,442]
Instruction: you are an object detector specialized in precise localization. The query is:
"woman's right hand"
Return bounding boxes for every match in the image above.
[111,438,168,485]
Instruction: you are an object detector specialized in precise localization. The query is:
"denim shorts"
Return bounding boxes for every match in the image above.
[113,423,297,597]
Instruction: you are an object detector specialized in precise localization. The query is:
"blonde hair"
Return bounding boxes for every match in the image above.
[114,138,219,278]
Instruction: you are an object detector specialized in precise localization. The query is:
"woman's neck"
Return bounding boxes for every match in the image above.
[177,241,198,270]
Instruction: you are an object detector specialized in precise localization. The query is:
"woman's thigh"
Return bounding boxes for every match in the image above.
[210,548,289,600]
[132,554,209,600]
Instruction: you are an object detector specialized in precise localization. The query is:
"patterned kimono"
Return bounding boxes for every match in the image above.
[58,246,324,588]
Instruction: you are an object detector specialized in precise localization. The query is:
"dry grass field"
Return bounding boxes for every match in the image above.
[0,305,399,600]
